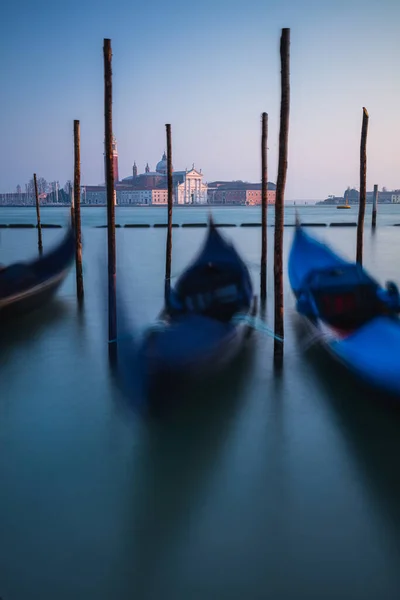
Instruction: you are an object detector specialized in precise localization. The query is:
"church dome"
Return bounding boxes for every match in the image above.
[155,152,171,174]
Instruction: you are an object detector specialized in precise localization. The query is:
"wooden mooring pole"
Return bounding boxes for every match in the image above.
[104,38,117,358]
[260,112,268,305]
[70,181,75,228]
[165,123,173,303]
[74,119,84,301]
[33,173,43,254]
[274,28,290,368]
[372,183,378,229]
[356,107,369,265]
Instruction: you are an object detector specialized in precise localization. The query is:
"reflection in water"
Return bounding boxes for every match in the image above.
[3,222,400,598]
[292,317,400,552]
[0,299,70,365]
[115,341,256,597]
[76,296,86,330]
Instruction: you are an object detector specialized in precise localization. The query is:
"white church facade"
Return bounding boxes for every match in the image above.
[174,166,208,205]
[120,153,208,205]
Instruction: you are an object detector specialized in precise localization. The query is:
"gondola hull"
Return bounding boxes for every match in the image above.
[117,306,255,412]
[0,269,70,318]
[168,219,253,322]
[141,314,251,397]
[0,227,75,320]
[289,226,400,397]
[114,220,254,411]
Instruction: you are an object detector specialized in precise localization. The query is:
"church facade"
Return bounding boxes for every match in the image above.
[120,153,208,205]
[173,167,208,205]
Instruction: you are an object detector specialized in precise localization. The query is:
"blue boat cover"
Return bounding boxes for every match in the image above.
[331,316,400,395]
[289,226,400,396]
[168,225,253,321]
[288,227,350,294]
[306,264,377,294]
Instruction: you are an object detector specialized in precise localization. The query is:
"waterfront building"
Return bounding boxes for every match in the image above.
[82,185,168,206]
[0,192,32,205]
[391,191,400,203]
[120,152,171,190]
[174,167,208,204]
[120,153,207,204]
[81,186,106,205]
[151,189,169,205]
[0,191,60,205]
[116,189,152,205]
[318,187,399,205]
[207,181,276,205]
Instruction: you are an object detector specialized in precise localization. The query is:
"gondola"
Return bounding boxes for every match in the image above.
[167,217,253,321]
[115,218,255,409]
[288,223,400,397]
[0,226,75,319]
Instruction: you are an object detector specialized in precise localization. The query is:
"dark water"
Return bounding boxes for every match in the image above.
[1,205,400,599]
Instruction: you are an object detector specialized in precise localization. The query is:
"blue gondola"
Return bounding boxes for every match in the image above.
[288,224,400,397]
[0,226,75,319]
[167,218,253,322]
[115,218,255,409]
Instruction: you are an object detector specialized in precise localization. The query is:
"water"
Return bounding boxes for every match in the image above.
[1,203,400,228]
[1,205,400,599]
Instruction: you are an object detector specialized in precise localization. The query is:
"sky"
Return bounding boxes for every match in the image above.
[0,0,399,200]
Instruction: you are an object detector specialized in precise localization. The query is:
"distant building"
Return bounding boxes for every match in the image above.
[0,190,67,206]
[151,189,169,205]
[117,189,152,205]
[116,189,169,205]
[121,157,165,190]
[343,187,359,204]
[391,191,400,203]
[81,186,106,205]
[174,167,208,204]
[120,153,207,204]
[376,190,395,203]
[316,195,344,205]
[207,181,276,205]
[0,192,32,205]
[317,187,398,206]
[82,178,170,206]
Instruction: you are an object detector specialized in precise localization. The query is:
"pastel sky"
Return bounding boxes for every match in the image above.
[0,0,399,199]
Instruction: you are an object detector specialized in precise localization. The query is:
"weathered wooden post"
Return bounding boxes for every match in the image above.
[274,28,290,368]
[260,112,268,305]
[165,123,173,303]
[356,107,369,265]
[372,184,378,229]
[70,181,75,228]
[33,173,43,254]
[104,38,117,357]
[74,120,84,301]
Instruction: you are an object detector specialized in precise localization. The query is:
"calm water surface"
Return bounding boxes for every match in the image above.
[1,206,400,599]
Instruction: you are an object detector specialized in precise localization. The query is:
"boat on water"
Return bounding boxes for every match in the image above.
[115,218,255,410]
[337,195,351,209]
[288,224,400,397]
[0,227,75,319]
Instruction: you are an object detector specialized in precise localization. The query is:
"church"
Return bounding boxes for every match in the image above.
[120,152,208,205]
